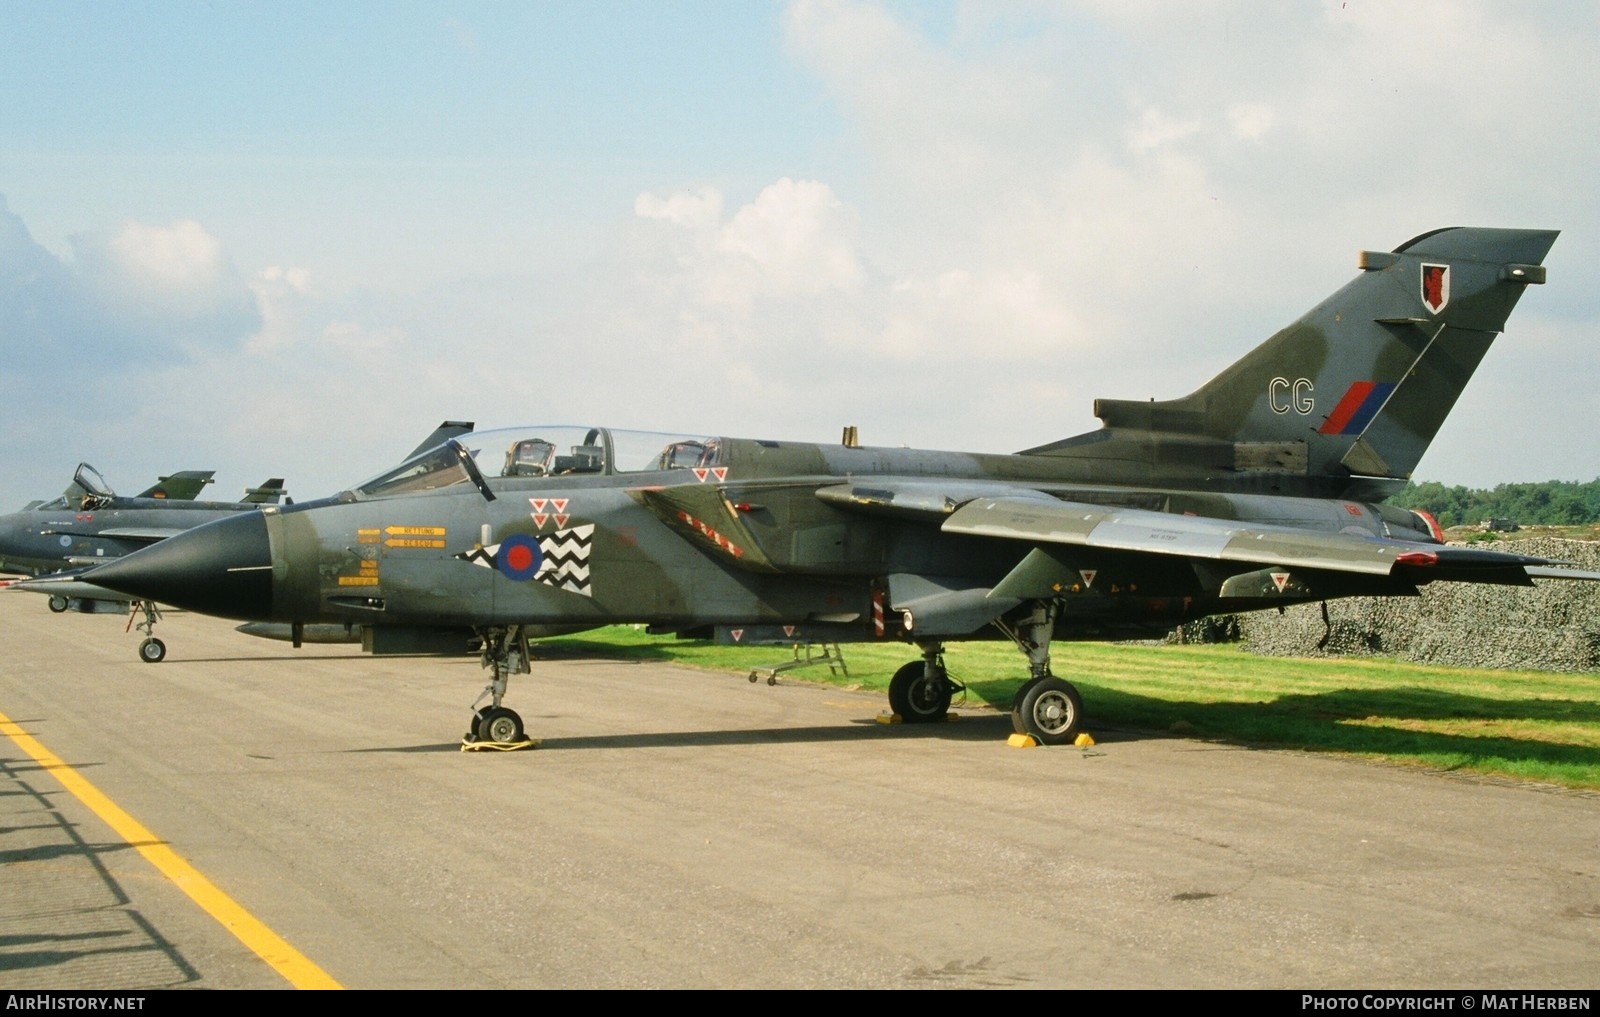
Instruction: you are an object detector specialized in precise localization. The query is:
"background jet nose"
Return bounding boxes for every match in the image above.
[89,512,275,620]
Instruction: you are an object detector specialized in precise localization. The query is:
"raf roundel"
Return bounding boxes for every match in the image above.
[496,533,543,582]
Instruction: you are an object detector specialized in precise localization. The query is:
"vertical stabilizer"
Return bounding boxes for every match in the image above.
[1089,227,1557,481]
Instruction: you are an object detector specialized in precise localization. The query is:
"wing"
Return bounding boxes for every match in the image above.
[946,496,1533,577]
[820,480,1600,591]
[43,526,189,544]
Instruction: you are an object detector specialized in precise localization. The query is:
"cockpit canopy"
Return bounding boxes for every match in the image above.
[40,464,118,510]
[352,426,726,500]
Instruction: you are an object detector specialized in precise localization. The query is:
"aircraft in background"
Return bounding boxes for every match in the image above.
[133,470,218,501]
[4,421,477,660]
[85,227,1600,747]
[12,469,218,513]
[0,463,290,660]
[0,462,287,578]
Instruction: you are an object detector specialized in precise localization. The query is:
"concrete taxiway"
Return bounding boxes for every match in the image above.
[1,594,1596,989]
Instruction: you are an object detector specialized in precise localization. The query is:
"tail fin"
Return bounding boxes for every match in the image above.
[1079,227,1556,486]
[138,470,216,500]
[407,420,475,459]
[241,479,288,504]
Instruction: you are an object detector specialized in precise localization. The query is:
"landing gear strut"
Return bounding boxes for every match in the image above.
[465,625,533,747]
[996,600,1085,746]
[887,643,963,723]
[126,600,166,664]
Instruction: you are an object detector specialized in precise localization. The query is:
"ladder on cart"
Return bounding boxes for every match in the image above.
[748,643,848,686]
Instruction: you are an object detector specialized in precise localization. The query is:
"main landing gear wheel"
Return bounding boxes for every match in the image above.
[888,660,953,723]
[48,595,69,613]
[1011,675,1046,713]
[474,706,526,744]
[1011,676,1083,746]
[138,638,167,664]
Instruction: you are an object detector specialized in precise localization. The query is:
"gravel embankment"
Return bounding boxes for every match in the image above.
[1191,538,1600,672]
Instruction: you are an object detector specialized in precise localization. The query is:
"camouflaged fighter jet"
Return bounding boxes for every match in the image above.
[84,227,1600,747]
[0,462,290,660]
[4,421,476,662]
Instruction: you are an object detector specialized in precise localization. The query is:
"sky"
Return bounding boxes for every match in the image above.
[3,0,1599,508]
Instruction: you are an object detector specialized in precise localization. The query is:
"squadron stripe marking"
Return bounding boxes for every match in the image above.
[0,708,343,990]
[1318,381,1396,436]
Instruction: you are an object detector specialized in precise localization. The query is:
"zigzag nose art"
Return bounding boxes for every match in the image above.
[456,524,594,596]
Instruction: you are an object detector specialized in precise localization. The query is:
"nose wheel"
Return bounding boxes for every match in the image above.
[471,706,526,744]
[127,600,167,663]
[462,626,537,751]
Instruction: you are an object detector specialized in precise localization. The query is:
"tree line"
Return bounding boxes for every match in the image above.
[1385,479,1600,528]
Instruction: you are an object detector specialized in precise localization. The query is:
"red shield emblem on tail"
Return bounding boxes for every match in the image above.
[1421,263,1449,313]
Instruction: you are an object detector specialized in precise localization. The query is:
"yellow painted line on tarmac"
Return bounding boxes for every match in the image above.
[0,708,343,990]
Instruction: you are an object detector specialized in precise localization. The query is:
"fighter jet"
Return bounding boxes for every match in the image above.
[12,469,217,514]
[4,422,477,661]
[0,463,292,659]
[0,462,287,578]
[85,227,1600,747]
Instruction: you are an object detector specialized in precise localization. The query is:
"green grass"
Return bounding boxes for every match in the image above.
[533,627,1600,791]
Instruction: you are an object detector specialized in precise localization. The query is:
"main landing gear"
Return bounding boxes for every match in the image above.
[464,625,535,750]
[887,599,1085,745]
[887,644,963,723]
[996,601,1084,746]
[127,600,166,664]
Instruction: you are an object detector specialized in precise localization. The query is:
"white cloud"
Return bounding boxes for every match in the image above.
[245,265,318,353]
[635,187,723,229]
[102,219,225,290]
[1227,103,1275,142]
[6,1,1600,504]
[632,177,867,328]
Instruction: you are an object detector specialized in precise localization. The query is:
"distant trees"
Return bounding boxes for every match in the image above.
[1386,479,1600,528]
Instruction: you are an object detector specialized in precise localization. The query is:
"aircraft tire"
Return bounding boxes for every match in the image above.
[48,596,69,613]
[138,638,167,664]
[1011,675,1046,712]
[888,661,951,723]
[1011,676,1083,746]
[475,706,526,744]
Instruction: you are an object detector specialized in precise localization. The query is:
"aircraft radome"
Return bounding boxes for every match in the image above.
[84,227,1600,748]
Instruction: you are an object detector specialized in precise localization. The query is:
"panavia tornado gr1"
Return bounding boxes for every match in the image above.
[85,227,1600,747]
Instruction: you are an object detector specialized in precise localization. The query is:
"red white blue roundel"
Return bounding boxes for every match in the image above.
[496,533,543,581]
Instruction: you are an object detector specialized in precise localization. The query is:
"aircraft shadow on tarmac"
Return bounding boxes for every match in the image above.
[336,681,1600,784]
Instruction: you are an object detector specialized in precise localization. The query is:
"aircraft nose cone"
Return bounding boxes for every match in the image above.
[89,512,274,620]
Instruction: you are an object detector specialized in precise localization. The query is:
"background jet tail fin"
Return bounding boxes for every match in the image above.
[407,420,476,459]
[138,470,217,500]
[1089,227,1557,482]
[241,479,288,504]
